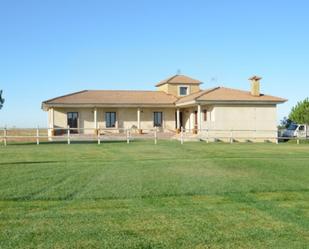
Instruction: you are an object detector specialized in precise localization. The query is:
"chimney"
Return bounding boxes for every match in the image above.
[249,76,261,96]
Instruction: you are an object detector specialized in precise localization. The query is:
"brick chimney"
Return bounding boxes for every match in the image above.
[249,76,261,96]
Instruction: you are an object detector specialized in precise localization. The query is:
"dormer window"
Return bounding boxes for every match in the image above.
[155,74,202,96]
[179,86,189,96]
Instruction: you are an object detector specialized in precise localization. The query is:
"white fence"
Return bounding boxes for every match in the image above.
[0,126,308,146]
[0,127,163,146]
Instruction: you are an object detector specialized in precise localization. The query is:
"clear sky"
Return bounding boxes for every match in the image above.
[0,0,308,127]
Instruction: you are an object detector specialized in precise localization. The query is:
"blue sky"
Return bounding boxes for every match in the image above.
[0,0,308,127]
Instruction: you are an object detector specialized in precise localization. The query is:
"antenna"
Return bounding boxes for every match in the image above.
[176,69,181,75]
[210,77,218,85]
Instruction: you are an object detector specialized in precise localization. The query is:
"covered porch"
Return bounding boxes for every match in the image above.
[47,106,178,136]
[175,104,215,133]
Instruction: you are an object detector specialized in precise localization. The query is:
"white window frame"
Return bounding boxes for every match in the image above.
[178,85,190,96]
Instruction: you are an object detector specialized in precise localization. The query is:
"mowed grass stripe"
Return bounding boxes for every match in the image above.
[0,141,308,248]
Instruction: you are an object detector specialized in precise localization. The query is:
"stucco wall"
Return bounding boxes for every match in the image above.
[204,104,277,141]
[179,104,277,141]
[212,105,277,131]
[53,108,96,134]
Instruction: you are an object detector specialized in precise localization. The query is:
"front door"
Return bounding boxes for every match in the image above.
[67,112,78,133]
[175,111,183,128]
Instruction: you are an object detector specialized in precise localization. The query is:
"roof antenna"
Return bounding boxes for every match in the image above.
[176,69,181,75]
[210,76,218,85]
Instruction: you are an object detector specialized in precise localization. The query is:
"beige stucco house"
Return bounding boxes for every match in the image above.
[42,74,287,141]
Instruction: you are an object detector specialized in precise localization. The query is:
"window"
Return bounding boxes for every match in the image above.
[67,112,78,128]
[67,112,78,134]
[153,112,163,127]
[179,86,188,96]
[105,112,116,128]
[203,110,207,121]
[288,124,298,131]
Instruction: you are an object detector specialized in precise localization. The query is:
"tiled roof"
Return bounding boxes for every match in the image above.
[155,74,202,87]
[42,86,287,109]
[43,90,178,106]
[176,87,287,104]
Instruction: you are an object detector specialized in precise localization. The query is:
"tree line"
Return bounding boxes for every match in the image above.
[281,98,309,128]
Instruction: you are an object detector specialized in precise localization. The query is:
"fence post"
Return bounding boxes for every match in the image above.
[230,130,233,144]
[126,129,130,144]
[67,125,70,144]
[180,126,184,145]
[206,128,209,143]
[297,138,300,145]
[36,125,40,145]
[154,128,157,145]
[97,128,101,145]
[3,126,7,146]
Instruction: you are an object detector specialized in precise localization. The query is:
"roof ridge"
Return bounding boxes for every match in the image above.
[195,87,221,100]
[166,74,179,83]
[175,88,220,104]
[155,74,202,87]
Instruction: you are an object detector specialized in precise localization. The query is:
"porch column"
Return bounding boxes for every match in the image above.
[50,108,54,129]
[137,108,141,130]
[176,108,180,130]
[48,108,54,139]
[94,108,98,129]
[197,104,202,133]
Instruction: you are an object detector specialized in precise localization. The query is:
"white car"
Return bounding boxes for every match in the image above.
[282,124,308,138]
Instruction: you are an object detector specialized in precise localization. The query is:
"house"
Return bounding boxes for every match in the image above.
[42,74,287,141]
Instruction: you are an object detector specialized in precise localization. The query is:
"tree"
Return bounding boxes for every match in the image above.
[0,90,4,110]
[279,116,293,129]
[289,98,309,124]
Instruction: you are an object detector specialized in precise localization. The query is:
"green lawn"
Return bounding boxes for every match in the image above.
[0,141,308,249]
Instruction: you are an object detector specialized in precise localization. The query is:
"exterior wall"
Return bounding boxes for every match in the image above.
[137,108,175,131]
[157,83,200,97]
[53,108,96,134]
[157,84,169,93]
[50,107,176,134]
[204,104,277,142]
[212,105,277,131]
[100,107,175,131]
[49,104,278,141]
[180,104,278,142]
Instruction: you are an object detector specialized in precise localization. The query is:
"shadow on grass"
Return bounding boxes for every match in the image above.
[4,139,151,146]
[0,161,63,165]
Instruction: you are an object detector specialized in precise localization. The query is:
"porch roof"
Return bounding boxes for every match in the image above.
[42,90,178,109]
[176,87,287,106]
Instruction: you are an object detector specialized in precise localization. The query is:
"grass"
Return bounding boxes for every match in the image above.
[0,141,308,249]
